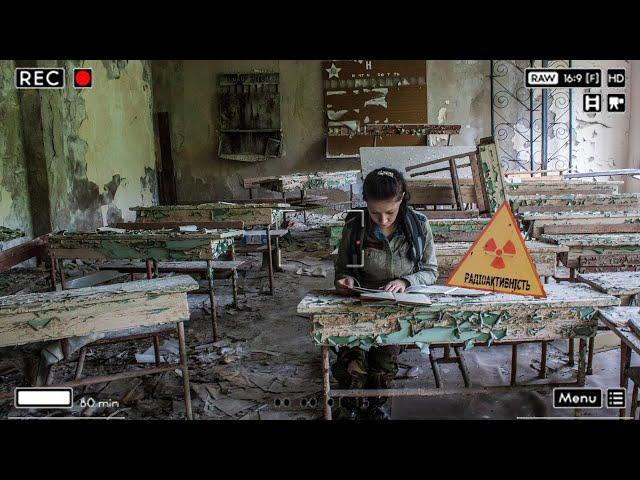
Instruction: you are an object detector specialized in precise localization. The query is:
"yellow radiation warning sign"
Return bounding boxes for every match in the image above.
[446,201,546,298]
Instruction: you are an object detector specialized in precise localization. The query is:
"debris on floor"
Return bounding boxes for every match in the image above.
[0,228,634,421]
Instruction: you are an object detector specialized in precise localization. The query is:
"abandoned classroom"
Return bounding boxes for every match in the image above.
[1,59,639,420]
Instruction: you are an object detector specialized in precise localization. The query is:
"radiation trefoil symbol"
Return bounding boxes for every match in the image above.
[483,238,516,269]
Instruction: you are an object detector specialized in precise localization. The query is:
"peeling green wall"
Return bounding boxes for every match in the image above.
[151,60,493,202]
[152,60,359,201]
[0,60,33,245]
[41,60,158,231]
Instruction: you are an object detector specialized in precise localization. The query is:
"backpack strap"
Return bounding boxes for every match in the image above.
[345,208,366,276]
[405,209,427,272]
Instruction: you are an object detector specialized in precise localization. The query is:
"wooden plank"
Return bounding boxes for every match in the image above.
[247,171,361,193]
[433,231,483,243]
[0,236,47,272]
[539,233,640,248]
[576,272,640,296]
[539,233,640,268]
[511,193,640,215]
[332,124,460,137]
[0,274,197,312]
[477,139,507,214]
[468,152,487,213]
[242,176,278,189]
[564,169,640,179]
[430,218,489,242]
[578,254,640,268]
[408,183,477,205]
[243,229,289,237]
[113,221,245,230]
[131,202,289,210]
[0,226,25,243]
[506,181,621,196]
[415,210,479,219]
[327,134,426,157]
[449,158,464,210]
[156,112,177,205]
[521,204,640,214]
[99,260,246,273]
[133,204,281,227]
[0,275,198,348]
[522,213,640,238]
[65,270,129,289]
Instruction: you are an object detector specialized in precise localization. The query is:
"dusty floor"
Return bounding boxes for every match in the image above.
[0,227,637,420]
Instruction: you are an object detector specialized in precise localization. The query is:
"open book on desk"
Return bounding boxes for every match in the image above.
[349,285,435,295]
[358,290,433,306]
[349,284,491,300]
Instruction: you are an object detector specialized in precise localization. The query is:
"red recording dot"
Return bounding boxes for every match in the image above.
[74,70,91,87]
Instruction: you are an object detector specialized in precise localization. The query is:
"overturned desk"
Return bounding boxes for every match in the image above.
[47,229,243,341]
[298,283,619,420]
[0,275,198,419]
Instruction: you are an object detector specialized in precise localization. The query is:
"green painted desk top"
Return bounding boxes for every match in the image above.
[47,229,243,261]
[298,283,619,347]
[245,170,360,192]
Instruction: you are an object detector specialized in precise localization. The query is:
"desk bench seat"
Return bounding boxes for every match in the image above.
[98,260,246,273]
[98,260,246,307]
[0,275,198,418]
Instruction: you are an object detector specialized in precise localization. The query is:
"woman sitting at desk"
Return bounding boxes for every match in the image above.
[333,167,438,420]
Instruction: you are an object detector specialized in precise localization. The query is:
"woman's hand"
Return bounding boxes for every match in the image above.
[335,277,355,296]
[381,278,409,293]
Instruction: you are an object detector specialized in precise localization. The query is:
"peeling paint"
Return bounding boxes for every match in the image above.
[0,60,33,239]
[39,60,158,231]
[327,109,348,121]
[437,107,447,124]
